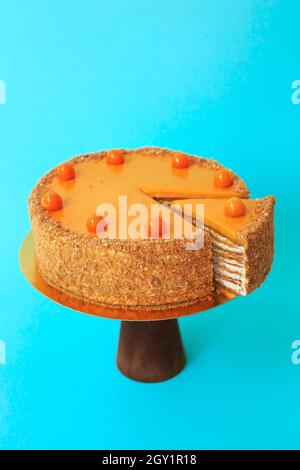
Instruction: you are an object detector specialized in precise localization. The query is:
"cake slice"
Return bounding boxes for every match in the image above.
[172,196,275,295]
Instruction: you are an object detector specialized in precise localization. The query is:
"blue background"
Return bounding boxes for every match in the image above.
[0,0,299,450]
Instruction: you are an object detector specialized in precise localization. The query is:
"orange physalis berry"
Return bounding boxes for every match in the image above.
[106,149,125,165]
[224,198,246,217]
[41,192,63,211]
[148,216,166,238]
[172,153,190,169]
[214,169,233,188]
[87,215,106,233]
[57,163,75,181]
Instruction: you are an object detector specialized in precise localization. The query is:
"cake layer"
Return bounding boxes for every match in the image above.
[207,226,247,295]
[213,259,245,275]
[214,276,242,295]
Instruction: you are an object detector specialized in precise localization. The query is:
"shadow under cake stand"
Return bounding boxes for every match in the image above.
[19,232,236,383]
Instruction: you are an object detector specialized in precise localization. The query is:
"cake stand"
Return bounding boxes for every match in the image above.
[19,232,236,383]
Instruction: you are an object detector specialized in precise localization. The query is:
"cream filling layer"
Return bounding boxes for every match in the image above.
[205,227,244,253]
[170,206,248,295]
[213,259,244,275]
[206,227,247,295]
[214,276,246,295]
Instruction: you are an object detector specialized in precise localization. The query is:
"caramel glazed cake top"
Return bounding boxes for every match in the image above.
[28,147,275,310]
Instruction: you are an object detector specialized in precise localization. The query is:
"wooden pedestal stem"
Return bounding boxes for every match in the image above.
[117,319,186,382]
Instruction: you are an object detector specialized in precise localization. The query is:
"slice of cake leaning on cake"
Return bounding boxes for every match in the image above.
[172,196,275,296]
[28,147,275,309]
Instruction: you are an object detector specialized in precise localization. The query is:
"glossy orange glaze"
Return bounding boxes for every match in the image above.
[139,156,245,198]
[49,153,247,236]
[173,198,257,240]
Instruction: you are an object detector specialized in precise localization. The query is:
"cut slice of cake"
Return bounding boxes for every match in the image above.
[172,196,275,296]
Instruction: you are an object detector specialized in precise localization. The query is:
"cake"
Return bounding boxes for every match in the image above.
[28,147,274,309]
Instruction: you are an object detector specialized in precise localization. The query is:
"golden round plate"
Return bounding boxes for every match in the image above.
[19,231,237,321]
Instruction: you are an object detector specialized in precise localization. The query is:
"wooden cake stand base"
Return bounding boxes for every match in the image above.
[117,319,185,382]
[19,232,236,383]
